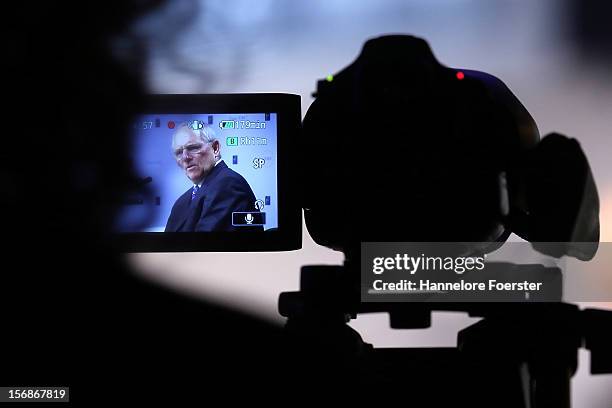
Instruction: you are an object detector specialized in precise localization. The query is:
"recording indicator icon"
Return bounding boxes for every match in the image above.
[168,121,176,129]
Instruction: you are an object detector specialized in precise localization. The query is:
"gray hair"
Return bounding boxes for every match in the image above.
[172,121,221,159]
[175,121,217,143]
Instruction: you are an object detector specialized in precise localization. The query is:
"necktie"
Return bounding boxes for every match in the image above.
[191,185,200,201]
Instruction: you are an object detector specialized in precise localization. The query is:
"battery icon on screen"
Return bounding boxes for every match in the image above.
[219,120,235,130]
[226,137,238,146]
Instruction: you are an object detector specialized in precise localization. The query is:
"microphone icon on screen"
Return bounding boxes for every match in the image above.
[245,214,254,224]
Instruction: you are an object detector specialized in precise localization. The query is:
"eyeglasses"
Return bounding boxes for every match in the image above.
[174,142,207,160]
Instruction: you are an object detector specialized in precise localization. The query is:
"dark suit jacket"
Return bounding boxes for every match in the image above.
[165,161,262,232]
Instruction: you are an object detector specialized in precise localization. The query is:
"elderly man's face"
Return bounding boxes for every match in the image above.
[173,128,219,183]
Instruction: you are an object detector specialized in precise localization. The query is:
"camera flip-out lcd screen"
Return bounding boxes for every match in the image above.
[115,94,302,252]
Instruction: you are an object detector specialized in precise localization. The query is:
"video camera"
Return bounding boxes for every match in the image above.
[112,34,610,407]
[114,35,598,261]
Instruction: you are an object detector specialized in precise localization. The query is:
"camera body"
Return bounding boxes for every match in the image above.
[302,35,598,260]
[302,35,540,253]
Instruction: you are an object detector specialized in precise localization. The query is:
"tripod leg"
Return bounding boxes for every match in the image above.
[529,357,574,408]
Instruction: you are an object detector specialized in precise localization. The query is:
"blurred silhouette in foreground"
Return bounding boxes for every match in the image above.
[0,1,337,404]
